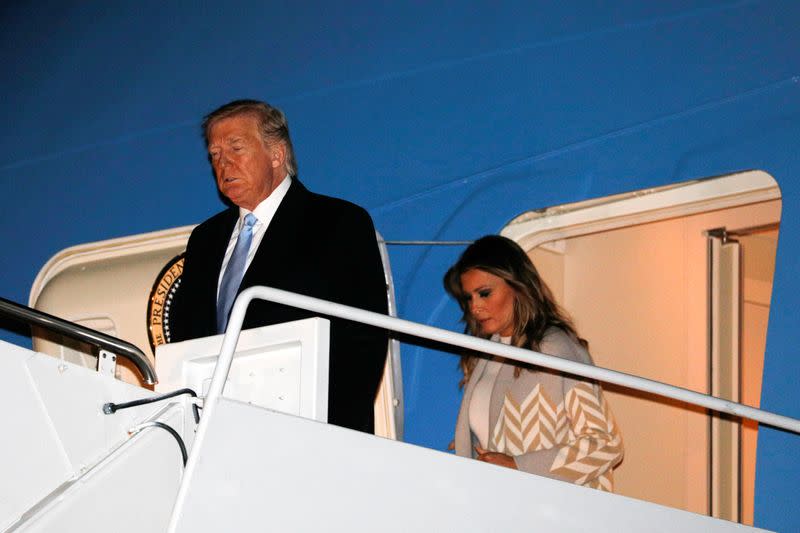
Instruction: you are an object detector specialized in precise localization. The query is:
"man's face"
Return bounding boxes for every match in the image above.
[207,114,285,210]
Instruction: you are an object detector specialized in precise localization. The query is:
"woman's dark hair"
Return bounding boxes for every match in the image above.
[443,235,586,382]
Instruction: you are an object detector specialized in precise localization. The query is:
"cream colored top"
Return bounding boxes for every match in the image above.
[468,335,511,449]
[454,328,623,491]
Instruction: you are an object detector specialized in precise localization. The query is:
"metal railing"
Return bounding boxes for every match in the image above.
[168,284,800,530]
[0,296,157,385]
[212,286,800,434]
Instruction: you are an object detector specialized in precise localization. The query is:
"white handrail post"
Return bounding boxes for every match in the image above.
[167,286,257,532]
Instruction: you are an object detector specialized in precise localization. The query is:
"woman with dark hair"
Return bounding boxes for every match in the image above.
[444,235,623,491]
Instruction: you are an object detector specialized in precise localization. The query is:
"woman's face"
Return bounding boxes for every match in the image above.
[460,268,516,337]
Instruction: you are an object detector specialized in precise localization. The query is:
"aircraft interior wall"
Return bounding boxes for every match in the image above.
[528,198,780,524]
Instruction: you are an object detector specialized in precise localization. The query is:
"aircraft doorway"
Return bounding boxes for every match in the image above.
[502,171,780,524]
[708,223,778,524]
[29,228,404,441]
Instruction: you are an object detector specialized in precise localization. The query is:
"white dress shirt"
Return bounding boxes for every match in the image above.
[216,175,292,301]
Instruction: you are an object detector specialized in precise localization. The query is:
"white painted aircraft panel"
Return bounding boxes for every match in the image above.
[156,318,329,422]
[172,398,768,532]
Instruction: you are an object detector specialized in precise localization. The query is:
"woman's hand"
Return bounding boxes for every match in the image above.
[474,446,517,469]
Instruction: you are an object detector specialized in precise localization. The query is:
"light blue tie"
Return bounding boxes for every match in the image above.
[217,213,257,333]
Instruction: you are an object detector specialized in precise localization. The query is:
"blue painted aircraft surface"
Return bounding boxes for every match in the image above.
[1,2,798,529]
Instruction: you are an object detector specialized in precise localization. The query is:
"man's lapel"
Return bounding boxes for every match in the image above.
[210,208,239,271]
[241,179,309,288]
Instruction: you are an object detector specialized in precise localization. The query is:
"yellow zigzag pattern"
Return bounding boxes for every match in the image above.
[491,382,622,491]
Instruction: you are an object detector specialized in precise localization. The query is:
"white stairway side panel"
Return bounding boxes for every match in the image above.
[171,399,767,533]
[24,350,155,468]
[0,340,169,531]
[0,341,71,530]
[15,411,184,533]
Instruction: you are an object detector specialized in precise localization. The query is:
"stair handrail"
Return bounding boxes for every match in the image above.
[213,286,800,434]
[169,284,800,530]
[0,296,157,385]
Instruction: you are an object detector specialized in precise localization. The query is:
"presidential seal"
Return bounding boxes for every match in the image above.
[147,253,185,354]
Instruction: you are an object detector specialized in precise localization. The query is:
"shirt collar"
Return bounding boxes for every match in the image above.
[239,175,292,224]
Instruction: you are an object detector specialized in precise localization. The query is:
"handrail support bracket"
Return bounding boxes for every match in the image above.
[97,349,117,378]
